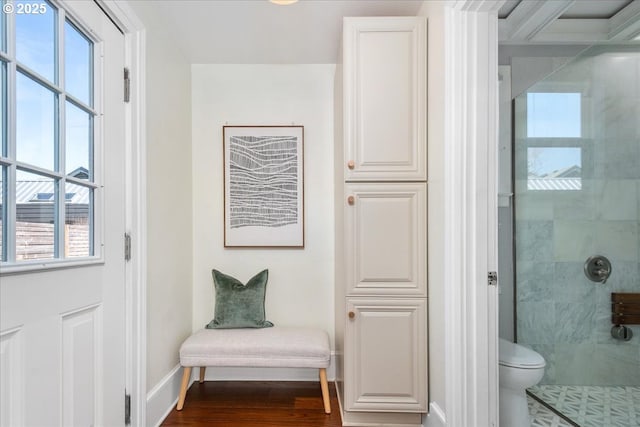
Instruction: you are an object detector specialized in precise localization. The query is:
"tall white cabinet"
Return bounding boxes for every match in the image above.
[335,16,428,426]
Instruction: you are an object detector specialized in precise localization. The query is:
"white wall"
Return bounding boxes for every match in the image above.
[419,2,446,426]
[191,65,336,347]
[127,0,194,395]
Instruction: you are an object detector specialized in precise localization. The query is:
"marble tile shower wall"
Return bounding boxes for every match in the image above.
[514,53,640,386]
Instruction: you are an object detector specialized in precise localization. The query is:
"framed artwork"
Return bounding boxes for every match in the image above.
[223,125,304,248]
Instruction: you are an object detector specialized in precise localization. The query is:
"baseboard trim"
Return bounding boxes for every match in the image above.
[146,364,182,427]
[423,401,446,427]
[340,411,422,426]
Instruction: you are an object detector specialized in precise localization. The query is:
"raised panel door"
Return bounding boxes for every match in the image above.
[344,183,427,296]
[344,298,427,412]
[343,17,426,181]
[0,3,126,425]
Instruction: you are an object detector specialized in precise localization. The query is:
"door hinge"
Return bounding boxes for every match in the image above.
[124,233,131,262]
[124,392,131,425]
[124,68,130,103]
[488,271,498,286]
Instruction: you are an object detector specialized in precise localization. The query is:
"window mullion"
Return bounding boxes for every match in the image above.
[4,7,16,263]
[54,174,62,258]
[15,63,63,95]
[55,6,65,259]
[14,162,63,179]
[66,93,97,117]
[90,30,100,258]
[55,95,64,259]
[4,161,15,263]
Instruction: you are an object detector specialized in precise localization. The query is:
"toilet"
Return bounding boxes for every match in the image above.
[499,338,546,427]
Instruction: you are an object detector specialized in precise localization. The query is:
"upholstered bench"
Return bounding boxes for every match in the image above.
[176,326,332,414]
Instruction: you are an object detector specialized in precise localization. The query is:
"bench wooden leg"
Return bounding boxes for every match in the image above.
[319,368,331,414]
[199,367,206,383]
[176,366,192,411]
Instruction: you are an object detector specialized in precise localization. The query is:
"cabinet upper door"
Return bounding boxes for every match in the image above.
[345,183,427,296]
[343,17,427,181]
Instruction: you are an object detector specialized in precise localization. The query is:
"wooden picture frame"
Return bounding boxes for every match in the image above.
[223,125,304,248]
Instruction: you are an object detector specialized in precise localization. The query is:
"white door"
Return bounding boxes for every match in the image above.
[0,1,126,426]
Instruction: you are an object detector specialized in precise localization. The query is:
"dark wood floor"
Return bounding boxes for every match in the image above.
[161,381,343,426]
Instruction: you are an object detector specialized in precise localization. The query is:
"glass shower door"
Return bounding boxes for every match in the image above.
[513,45,640,427]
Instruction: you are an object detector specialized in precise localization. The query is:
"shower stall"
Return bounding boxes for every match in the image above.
[508,45,640,426]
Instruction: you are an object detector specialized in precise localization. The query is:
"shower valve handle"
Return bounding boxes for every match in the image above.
[584,255,612,284]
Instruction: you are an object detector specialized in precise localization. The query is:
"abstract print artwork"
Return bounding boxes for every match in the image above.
[230,135,298,228]
[223,126,304,247]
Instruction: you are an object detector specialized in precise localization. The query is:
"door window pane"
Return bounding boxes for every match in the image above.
[65,21,92,106]
[66,101,91,178]
[16,72,56,171]
[3,1,98,266]
[15,0,56,82]
[0,1,6,53]
[1,61,5,157]
[16,170,57,260]
[65,183,91,257]
[0,166,5,261]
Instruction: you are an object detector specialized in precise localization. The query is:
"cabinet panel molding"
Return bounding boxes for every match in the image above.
[336,16,429,424]
[344,298,427,412]
[343,17,427,181]
[345,183,427,296]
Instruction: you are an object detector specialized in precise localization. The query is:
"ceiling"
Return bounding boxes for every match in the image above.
[151,0,640,64]
[499,0,633,19]
[153,0,424,64]
[498,0,640,43]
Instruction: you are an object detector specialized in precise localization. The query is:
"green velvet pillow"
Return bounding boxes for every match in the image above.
[206,269,274,329]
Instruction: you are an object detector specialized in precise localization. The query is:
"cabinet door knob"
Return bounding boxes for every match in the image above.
[347,160,355,170]
[347,196,355,205]
[348,311,356,319]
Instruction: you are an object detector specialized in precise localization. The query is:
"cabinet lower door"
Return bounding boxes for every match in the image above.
[345,298,427,412]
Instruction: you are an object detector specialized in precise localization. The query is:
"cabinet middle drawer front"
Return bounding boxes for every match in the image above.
[344,17,427,181]
[345,183,427,296]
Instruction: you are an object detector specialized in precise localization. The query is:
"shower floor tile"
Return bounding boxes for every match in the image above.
[529,395,575,427]
[528,385,640,427]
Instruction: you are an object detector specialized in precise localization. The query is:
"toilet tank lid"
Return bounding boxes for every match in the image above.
[498,338,546,368]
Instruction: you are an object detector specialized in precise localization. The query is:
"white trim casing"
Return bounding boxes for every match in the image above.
[443,1,501,427]
[82,1,147,426]
[120,13,148,427]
